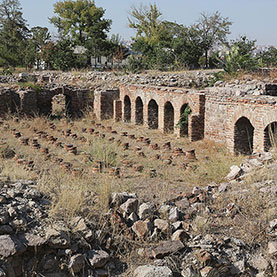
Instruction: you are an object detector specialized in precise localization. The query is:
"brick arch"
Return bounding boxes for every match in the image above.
[164,101,174,134]
[135,96,144,125]
[148,99,159,129]
[231,112,256,130]
[260,113,277,131]
[234,116,254,155]
[124,95,131,122]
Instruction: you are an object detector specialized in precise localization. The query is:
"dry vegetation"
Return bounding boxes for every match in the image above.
[0,113,244,221]
[2,113,277,275]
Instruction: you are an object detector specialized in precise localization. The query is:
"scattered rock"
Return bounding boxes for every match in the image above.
[268,241,277,255]
[120,198,138,214]
[154,219,169,232]
[0,235,26,258]
[138,202,155,220]
[132,220,153,238]
[226,165,242,180]
[87,250,110,268]
[149,240,185,259]
[68,254,85,273]
[133,265,173,277]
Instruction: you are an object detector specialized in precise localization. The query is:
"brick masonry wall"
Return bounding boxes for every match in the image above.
[0,87,90,117]
[93,89,120,120]
[205,94,277,153]
[117,84,205,141]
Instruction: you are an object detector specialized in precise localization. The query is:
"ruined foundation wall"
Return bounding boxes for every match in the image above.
[205,94,277,152]
[118,84,205,140]
[0,86,90,117]
[94,89,120,120]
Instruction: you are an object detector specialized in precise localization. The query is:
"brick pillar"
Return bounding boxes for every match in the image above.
[131,100,136,124]
[114,100,122,122]
[93,92,101,120]
[174,107,181,137]
[144,102,149,128]
[159,104,164,132]
[253,128,265,152]
[189,115,204,141]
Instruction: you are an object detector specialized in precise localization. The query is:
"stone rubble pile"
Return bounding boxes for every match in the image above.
[0,180,120,277]
[0,71,215,89]
[106,151,277,276]
[211,79,277,97]
[0,150,276,276]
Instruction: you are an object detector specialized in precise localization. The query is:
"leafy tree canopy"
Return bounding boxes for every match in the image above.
[50,0,111,47]
[195,11,232,67]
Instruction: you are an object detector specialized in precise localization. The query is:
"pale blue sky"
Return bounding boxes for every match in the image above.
[20,0,277,45]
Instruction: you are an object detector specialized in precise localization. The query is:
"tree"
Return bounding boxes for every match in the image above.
[163,23,205,69]
[128,4,174,69]
[50,0,111,65]
[50,39,75,71]
[195,11,232,68]
[26,27,51,69]
[128,3,164,46]
[40,41,55,69]
[258,47,277,67]
[0,0,29,67]
[221,36,258,73]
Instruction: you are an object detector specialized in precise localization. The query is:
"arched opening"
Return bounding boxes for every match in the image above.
[164,102,174,133]
[264,122,277,151]
[124,95,131,122]
[135,97,143,125]
[179,104,191,137]
[65,94,72,117]
[148,99,158,129]
[234,117,254,155]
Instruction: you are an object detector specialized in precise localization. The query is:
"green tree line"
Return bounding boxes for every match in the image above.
[0,0,276,73]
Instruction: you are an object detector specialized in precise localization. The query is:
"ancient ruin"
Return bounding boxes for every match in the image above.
[94,80,277,154]
[0,72,276,155]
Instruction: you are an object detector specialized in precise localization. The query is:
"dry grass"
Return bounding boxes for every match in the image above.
[0,114,243,221]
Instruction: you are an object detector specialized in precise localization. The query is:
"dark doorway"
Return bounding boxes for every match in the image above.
[135,97,143,125]
[179,104,191,137]
[124,95,131,122]
[234,117,254,155]
[148,99,158,129]
[264,122,277,151]
[164,102,174,134]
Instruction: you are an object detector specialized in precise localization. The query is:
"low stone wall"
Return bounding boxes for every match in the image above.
[94,85,205,141]
[94,83,277,154]
[204,93,277,153]
[0,86,91,117]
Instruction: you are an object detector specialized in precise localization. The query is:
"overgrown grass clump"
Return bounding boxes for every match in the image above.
[88,138,118,168]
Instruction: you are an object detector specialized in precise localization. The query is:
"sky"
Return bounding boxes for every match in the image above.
[19,0,277,46]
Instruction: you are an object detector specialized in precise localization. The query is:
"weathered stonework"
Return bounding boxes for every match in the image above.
[94,83,277,154]
[0,86,91,117]
[51,94,66,117]
[94,89,119,120]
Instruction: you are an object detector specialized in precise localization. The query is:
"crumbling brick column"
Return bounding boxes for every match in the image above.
[114,100,122,121]
[18,90,38,115]
[159,104,164,132]
[94,89,120,120]
[52,94,66,117]
[174,108,181,137]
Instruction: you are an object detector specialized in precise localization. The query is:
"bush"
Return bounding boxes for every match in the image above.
[88,139,118,168]
[125,55,145,73]
[0,144,15,159]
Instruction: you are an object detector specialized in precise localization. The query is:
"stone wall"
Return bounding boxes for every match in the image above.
[204,93,277,153]
[0,86,91,117]
[94,83,277,154]
[111,84,205,141]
